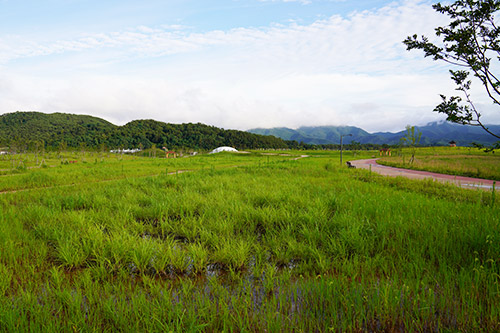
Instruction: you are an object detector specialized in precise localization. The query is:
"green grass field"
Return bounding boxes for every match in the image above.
[378,146,500,180]
[0,149,499,331]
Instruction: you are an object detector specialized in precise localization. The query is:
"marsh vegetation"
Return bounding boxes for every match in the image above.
[0,149,498,331]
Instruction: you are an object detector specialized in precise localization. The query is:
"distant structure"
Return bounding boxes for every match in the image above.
[162,147,177,158]
[110,148,141,154]
[379,148,391,156]
[209,146,238,154]
[449,140,457,147]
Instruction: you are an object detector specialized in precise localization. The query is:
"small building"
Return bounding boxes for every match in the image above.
[449,140,457,147]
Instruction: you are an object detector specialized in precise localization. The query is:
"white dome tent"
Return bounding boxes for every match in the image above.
[209,146,238,154]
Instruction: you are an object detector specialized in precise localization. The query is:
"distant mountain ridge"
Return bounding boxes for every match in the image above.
[2,112,498,150]
[249,122,500,146]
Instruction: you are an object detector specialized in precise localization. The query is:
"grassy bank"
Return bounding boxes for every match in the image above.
[378,146,500,180]
[0,151,498,331]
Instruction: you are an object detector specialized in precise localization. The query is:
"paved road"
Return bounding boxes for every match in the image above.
[349,159,498,191]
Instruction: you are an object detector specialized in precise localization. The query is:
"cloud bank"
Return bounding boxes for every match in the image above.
[1,0,498,132]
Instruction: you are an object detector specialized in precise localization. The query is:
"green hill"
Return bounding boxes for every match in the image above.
[0,111,115,149]
[0,111,289,151]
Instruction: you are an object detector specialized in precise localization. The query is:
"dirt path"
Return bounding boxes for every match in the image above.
[293,155,310,160]
[349,159,498,191]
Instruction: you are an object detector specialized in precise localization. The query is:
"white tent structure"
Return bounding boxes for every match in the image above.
[209,146,238,154]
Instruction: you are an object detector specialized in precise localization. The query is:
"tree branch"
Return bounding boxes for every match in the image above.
[461,82,500,138]
[405,0,500,142]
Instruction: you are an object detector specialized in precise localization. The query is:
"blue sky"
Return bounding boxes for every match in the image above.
[1,0,498,132]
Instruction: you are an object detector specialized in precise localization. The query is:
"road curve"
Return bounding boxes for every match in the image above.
[349,159,498,191]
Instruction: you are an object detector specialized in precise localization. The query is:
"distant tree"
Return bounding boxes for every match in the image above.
[58,141,67,158]
[151,144,156,158]
[350,141,361,156]
[400,125,422,164]
[32,140,43,165]
[79,142,87,157]
[404,0,500,140]
[100,143,106,155]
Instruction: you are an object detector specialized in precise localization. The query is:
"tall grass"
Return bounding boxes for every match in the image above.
[0,151,498,330]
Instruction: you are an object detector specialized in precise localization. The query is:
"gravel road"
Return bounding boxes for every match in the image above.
[349,159,498,191]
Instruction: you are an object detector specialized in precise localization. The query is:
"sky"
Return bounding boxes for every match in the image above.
[1,0,499,133]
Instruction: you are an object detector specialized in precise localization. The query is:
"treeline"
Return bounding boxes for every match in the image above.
[106,120,289,150]
[0,112,396,152]
[0,112,288,151]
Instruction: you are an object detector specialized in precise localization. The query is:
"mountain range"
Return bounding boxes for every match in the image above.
[1,111,498,150]
[248,122,500,146]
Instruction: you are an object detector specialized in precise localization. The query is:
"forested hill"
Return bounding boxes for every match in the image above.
[0,111,289,150]
[107,119,289,150]
[0,111,115,148]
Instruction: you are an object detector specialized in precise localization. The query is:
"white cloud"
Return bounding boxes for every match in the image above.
[2,0,499,133]
[0,1,443,71]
